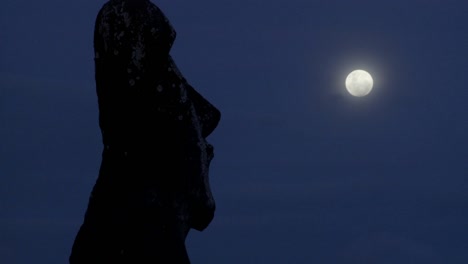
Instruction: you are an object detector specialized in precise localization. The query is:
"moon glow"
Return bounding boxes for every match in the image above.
[345,70,373,97]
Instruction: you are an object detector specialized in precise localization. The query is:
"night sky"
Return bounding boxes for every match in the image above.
[1,0,468,263]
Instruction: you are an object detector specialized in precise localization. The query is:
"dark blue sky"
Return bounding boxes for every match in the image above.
[1,0,468,263]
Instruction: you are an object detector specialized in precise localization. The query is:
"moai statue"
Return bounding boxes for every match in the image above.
[70,1,220,263]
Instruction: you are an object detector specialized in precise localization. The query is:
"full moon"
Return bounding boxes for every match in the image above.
[345,70,373,97]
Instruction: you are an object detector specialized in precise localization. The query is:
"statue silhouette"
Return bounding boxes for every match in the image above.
[70,0,220,263]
